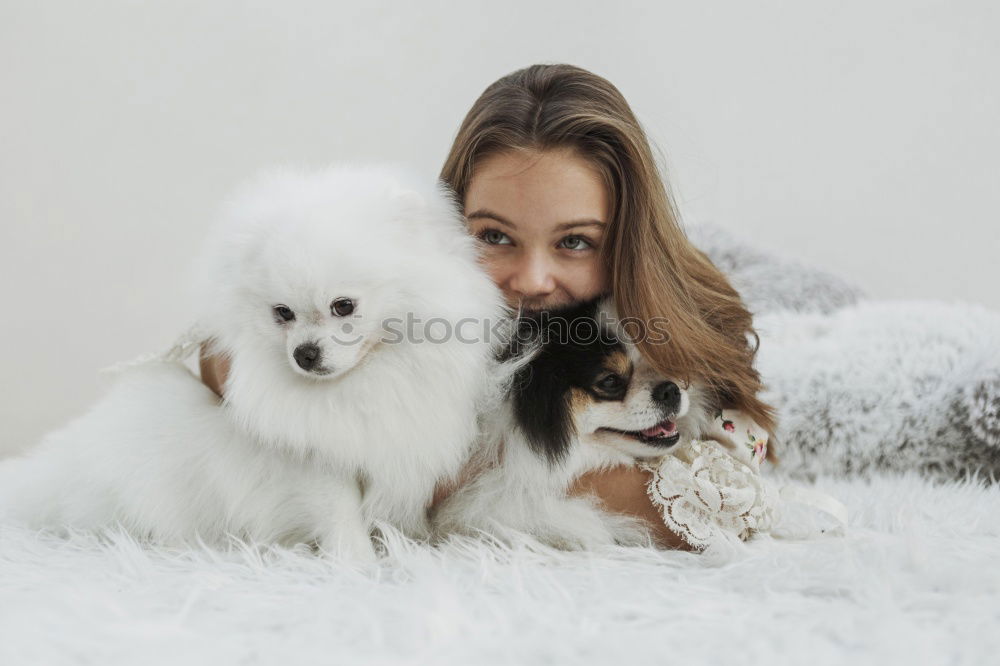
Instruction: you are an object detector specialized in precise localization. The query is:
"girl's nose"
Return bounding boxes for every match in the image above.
[508,251,557,300]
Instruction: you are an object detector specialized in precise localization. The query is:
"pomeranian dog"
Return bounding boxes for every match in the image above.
[432,296,713,549]
[0,164,507,561]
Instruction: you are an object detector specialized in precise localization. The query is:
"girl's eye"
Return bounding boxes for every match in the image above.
[478,229,512,246]
[596,373,624,392]
[558,235,593,251]
[273,305,296,322]
[331,297,355,316]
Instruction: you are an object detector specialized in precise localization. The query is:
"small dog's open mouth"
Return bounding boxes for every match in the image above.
[599,418,680,447]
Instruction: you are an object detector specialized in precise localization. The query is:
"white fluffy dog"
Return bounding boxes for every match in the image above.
[0,164,507,561]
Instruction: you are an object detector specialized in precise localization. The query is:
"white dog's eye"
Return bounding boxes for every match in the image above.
[273,305,296,323]
[331,298,355,317]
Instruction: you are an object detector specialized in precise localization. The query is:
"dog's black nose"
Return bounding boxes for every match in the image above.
[651,381,680,409]
[293,343,322,371]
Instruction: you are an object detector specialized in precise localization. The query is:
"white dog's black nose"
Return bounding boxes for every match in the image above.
[293,342,322,371]
[652,381,681,410]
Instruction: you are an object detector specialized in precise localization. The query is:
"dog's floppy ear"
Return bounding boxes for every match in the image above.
[503,315,576,464]
[512,361,575,465]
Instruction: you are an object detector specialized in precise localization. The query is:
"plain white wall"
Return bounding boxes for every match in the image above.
[2,0,997,457]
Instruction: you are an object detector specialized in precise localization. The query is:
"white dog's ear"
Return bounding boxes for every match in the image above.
[596,295,620,323]
[595,296,632,343]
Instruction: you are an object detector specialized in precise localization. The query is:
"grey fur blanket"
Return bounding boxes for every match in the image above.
[688,224,1000,481]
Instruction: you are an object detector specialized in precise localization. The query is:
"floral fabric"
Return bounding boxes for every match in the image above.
[704,408,770,470]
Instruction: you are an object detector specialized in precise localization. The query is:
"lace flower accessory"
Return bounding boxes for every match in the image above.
[641,408,848,554]
[639,438,780,552]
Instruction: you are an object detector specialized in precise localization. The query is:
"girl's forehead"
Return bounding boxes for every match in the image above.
[465,149,610,229]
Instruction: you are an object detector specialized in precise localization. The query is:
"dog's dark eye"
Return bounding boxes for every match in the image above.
[273,305,296,322]
[331,297,355,317]
[595,373,624,393]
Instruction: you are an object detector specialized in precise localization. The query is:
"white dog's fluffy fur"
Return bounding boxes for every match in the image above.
[0,164,507,561]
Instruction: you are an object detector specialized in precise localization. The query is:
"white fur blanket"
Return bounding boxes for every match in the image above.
[2,472,997,665]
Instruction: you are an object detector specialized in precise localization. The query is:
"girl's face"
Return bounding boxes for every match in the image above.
[464,147,610,313]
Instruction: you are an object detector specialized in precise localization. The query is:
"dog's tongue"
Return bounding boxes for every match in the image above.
[641,419,677,438]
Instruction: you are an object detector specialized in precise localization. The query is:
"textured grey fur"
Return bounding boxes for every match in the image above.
[687,223,1000,482]
[686,223,867,316]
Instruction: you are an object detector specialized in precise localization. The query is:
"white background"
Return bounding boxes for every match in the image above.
[1,0,997,456]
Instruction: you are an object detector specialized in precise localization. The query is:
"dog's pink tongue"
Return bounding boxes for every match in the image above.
[641,420,677,438]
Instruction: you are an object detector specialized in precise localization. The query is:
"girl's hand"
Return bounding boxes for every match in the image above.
[199,343,230,398]
[570,465,694,550]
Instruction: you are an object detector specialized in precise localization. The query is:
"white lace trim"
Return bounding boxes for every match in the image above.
[639,439,781,552]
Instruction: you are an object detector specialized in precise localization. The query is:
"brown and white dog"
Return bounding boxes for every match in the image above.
[432,296,714,549]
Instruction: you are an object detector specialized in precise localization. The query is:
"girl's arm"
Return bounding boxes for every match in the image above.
[569,466,693,550]
[430,464,691,550]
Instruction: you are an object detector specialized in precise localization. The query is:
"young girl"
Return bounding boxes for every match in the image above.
[200,63,777,550]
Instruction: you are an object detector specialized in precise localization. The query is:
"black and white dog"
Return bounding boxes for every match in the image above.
[433,296,713,548]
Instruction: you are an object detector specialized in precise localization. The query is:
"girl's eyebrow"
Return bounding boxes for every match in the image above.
[466,208,605,231]
[552,220,605,232]
[466,208,516,228]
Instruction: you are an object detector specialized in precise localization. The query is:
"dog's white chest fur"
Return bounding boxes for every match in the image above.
[224,329,496,535]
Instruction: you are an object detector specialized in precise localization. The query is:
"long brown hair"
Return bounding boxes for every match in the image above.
[439,63,777,437]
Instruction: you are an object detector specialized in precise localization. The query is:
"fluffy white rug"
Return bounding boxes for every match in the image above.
[2,472,998,665]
